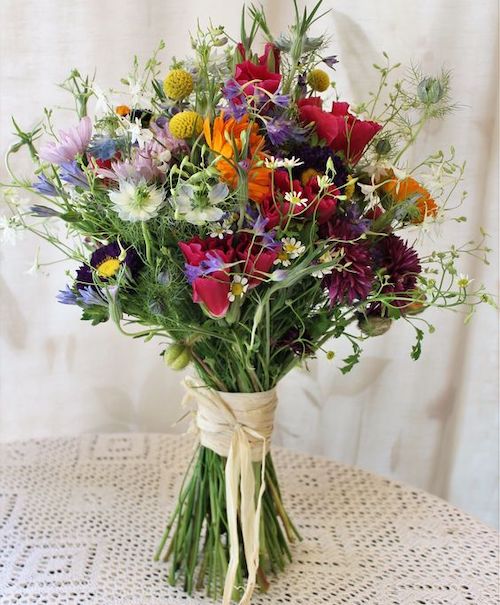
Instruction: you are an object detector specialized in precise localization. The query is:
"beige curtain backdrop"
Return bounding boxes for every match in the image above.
[0,1,498,527]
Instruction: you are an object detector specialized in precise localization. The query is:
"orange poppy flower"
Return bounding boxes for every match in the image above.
[381,171,438,223]
[203,113,271,203]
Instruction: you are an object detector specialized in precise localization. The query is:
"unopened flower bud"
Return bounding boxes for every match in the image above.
[375,138,392,155]
[358,316,392,337]
[163,343,192,370]
[417,77,444,104]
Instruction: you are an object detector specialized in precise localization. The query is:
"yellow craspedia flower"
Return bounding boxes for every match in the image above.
[300,167,321,186]
[163,69,194,100]
[307,69,330,92]
[169,111,203,139]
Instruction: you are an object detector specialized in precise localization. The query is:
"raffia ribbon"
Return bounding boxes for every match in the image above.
[181,376,278,605]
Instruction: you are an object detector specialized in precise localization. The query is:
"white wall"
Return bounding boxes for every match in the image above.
[0,0,498,527]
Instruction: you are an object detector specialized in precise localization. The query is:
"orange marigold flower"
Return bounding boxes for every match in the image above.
[203,113,271,203]
[381,171,438,223]
[115,105,131,116]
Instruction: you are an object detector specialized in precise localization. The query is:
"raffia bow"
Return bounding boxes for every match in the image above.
[181,376,278,605]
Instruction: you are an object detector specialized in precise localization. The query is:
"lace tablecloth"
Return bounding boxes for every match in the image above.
[0,434,498,605]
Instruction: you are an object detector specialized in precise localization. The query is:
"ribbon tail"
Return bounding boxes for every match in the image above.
[222,431,241,605]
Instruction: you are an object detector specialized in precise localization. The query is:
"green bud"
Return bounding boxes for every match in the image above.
[358,316,392,337]
[417,77,444,104]
[163,343,192,370]
[375,138,392,155]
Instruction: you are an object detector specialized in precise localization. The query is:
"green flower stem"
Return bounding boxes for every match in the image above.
[156,444,299,600]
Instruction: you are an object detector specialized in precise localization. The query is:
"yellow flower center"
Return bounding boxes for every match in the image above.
[277,251,289,262]
[307,69,330,92]
[96,257,121,278]
[231,282,245,297]
[283,243,297,254]
[300,167,321,186]
[169,111,204,140]
[163,69,194,100]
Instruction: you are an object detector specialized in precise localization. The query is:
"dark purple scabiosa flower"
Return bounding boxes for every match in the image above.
[75,242,142,290]
[59,161,89,188]
[291,145,348,189]
[32,174,57,196]
[368,235,421,314]
[322,218,374,305]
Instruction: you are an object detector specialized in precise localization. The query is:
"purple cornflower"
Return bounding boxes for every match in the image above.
[222,79,243,101]
[29,205,60,218]
[56,285,78,305]
[32,174,57,196]
[251,214,278,249]
[39,116,92,164]
[272,93,291,108]
[346,205,371,235]
[185,253,226,284]
[265,117,307,146]
[59,161,89,188]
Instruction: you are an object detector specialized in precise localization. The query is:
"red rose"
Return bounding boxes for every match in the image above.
[234,61,282,97]
[259,170,304,228]
[329,102,382,165]
[302,176,338,224]
[179,237,235,318]
[235,233,277,287]
[298,98,382,165]
[258,43,280,72]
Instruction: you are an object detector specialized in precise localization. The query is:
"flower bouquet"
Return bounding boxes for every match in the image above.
[1,1,493,603]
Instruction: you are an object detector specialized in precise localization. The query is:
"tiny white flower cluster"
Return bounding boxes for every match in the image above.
[264,156,304,170]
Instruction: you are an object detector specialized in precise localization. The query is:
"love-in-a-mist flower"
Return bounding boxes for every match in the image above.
[39,116,92,164]
[228,275,248,302]
[274,237,305,267]
[109,180,164,222]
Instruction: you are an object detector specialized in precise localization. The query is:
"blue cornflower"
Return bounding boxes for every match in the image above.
[30,205,60,218]
[60,161,89,188]
[32,174,57,196]
[88,136,117,161]
[56,285,78,305]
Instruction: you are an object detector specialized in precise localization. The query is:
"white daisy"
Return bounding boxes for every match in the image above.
[312,250,335,278]
[109,180,164,222]
[210,218,234,239]
[282,156,304,169]
[457,273,473,289]
[273,237,306,267]
[264,156,285,169]
[228,275,249,302]
[284,190,306,207]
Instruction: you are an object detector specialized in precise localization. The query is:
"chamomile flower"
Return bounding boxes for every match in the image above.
[284,190,306,207]
[264,156,285,169]
[457,273,473,288]
[317,174,335,190]
[109,180,164,222]
[228,275,248,302]
[274,237,306,267]
[210,217,234,239]
[312,250,335,278]
[282,156,304,169]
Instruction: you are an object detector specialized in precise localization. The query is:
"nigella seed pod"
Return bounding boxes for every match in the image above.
[358,316,392,337]
[157,270,170,286]
[163,343,192,370]
[417,78,444,104]
[375,138,392,155]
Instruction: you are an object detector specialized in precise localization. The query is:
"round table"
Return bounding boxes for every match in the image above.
[0,434,498,604]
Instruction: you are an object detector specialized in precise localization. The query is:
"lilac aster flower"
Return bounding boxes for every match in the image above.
[222,79,243,101]
[185,264,203,285]
[39,116,92,165]
[272,93,291,108]
[59,161,89,188]
[32,174,57,196]
[56,285,78,305]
